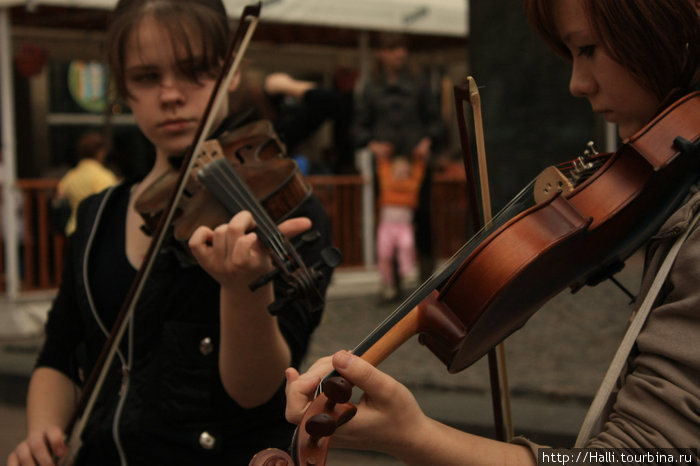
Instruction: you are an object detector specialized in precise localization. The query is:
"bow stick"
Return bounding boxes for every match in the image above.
[454,76,514,441]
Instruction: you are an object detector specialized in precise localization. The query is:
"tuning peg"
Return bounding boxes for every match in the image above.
[322,376,353,404]
[305,377,357,441]
[249,268,281,291]
[293,230,321,249]
[305,412,337,438]
[315,247,343,270]
[267,285,299,315]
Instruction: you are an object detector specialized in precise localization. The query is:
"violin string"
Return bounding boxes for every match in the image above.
[204,152,284,247]
[196,150,285,257]
[351,178,538,357]
[205,158,321,298]
[204,158,289,261]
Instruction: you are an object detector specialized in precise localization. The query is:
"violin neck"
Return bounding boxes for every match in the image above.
[357,305,423,367]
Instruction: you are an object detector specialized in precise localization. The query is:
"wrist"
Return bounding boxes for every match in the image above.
[387,413,438,464]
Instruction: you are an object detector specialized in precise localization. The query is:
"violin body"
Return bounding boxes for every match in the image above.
[135,119,311,242]
[434,90,700,372]
[135,117,337,315]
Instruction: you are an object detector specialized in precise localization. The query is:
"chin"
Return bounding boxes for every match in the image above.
[617,124,636,141]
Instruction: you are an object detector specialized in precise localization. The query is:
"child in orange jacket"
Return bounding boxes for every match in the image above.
[375,153,426,300]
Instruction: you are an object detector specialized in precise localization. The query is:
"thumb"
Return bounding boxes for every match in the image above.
[331,351,397,403]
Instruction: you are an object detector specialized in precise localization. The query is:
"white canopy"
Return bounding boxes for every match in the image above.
[0,0,468,36]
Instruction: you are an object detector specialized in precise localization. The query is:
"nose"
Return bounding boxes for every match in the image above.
[569,60,597,98]
[159,75,185,108]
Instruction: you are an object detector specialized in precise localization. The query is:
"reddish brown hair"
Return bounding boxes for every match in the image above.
[523,0,700,99]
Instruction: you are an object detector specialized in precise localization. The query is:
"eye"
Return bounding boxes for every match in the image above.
[172,55,216,84]
[577,45,596,58]
[127,70,161,86]
[186,67,209,82]
[135,72,160,83]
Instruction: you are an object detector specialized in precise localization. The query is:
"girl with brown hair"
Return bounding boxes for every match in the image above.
[284,0,700,464]
[8,1,332,464]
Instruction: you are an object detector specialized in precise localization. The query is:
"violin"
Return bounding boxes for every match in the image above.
[249,89,700,466]
[134,117,341,313]
[60,4,339,463]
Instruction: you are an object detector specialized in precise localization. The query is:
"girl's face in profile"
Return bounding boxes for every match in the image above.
[122,17,229,159]
[554,0,661,139]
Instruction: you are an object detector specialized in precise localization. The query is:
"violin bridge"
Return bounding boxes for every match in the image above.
[533,166,574,204]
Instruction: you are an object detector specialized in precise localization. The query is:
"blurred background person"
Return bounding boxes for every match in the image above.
[353,32,444,283]
[375,151,427,301]
[53,131,118,235]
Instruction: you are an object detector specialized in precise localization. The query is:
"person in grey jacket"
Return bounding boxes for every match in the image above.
[353,33,444,283]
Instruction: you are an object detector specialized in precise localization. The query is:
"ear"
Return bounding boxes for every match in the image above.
[228,69,241,92]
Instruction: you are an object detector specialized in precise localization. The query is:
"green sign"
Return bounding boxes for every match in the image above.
[67,60,108,113]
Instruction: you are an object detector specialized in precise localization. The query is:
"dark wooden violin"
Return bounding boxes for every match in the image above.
[249,88,700,466]
[60,3,339,463]
[134,117,341,314]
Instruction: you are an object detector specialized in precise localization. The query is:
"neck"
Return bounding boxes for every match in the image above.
[149,152,176,179]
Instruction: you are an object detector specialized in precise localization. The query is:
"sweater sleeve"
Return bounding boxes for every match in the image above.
[585,220,700,449]
[511,209,700,452]
[35,233,86,386]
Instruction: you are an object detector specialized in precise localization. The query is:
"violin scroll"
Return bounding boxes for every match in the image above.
[247,377,356,466]
[248,448,295,466]
[293,377,357,466]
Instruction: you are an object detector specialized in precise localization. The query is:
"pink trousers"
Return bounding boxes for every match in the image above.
[376,220,416,286]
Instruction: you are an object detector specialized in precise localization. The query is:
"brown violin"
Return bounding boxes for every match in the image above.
[134,117,341,313]
[249,89,700,466]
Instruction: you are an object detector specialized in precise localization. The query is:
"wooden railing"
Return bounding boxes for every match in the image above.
[306,175,365,267]
[1,179,66,293]
[1,172,470,293]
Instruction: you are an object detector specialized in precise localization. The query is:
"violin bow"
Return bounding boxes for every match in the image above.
[60,5,261,464]
[453,76,514,441]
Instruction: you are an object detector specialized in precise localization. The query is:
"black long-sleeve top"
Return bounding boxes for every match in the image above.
[37,178,333,465]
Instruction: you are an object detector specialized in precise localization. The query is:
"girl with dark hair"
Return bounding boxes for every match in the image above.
[8,1,332,464]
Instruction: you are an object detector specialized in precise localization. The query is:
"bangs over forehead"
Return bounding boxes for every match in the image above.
[523,0,700,99]
[523,0,587,59]
[106,0,231,98]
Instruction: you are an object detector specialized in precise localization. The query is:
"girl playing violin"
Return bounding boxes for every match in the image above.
[285,0,700,463]
[7,1,332,465]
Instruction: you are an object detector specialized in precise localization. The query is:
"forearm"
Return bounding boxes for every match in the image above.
[218,285,291,408]
[392,417,536,466]
[26,367,80,433]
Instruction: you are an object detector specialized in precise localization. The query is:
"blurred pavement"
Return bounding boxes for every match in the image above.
[0,251,643,464]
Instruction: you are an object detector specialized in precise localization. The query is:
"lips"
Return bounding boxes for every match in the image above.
[592,107,613,121]
[159,118,195,132]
